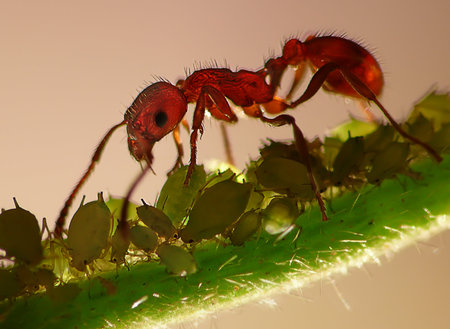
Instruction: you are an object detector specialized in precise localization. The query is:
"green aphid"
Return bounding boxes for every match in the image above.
[0,198,43,265]
[137,201,177,239]
[67,193,111,271]
[34,268,56,290]
[245,190,264,212]
[156,244,197,276]
[203,168,237,189]
[331,117,377,141]
[129,225,158,253]
[410,91,450,130]
[366,142,410,184]
[262,198,299,235]
[156,165,206,226]
[332,136,365,185]
[255,157,314,199]
[180,180,252,243]
[430,123,450,153]
[364,125,395,154]
[110,226,130,264]
[14,266,56,294]
[406,113,434,143]
[259,140,298,160]
[0,268,23,301]
[323,137,343,168]
[230,210,262,246]
[105,197,138,234]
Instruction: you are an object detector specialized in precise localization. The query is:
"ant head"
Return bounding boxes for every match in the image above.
[125,81,188,163]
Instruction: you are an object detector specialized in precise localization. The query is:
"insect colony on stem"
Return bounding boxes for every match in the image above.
[53,34,442,239]
[0,34,447,301]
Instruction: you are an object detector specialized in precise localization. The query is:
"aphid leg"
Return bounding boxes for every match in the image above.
[167,125,184,176]
[220,122,235,166]
[258,113,328,221]
[118,164,152,239]
[55,120,126,237]
[184,85,236,185]
[289,62,443,162]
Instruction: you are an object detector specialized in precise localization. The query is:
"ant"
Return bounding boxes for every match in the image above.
[54,34,442,238]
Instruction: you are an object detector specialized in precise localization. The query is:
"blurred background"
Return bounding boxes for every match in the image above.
[0,1,449,328]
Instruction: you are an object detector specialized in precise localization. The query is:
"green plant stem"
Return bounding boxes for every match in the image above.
[1,155,449,329]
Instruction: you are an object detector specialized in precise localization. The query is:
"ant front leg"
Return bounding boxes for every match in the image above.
[184,85,237,185]
[289,62,443,163]
[258,113,328,221]
[55,120,126,237]
[167,125,184,176]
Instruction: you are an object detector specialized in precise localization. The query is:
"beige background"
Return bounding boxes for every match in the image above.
[1,1,449,328]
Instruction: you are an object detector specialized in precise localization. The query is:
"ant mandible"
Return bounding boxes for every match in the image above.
[54,34,442,238]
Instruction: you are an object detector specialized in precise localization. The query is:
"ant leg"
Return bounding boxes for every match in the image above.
[118,164,152,239]
[258,113,328,221]
[167,125,184,176]
[358,99,377,122]
[220,122,235,166]
[184,85,237,185]
[289,62,442,162]
[55,120,126,237]
[264,58,288,94]
[181,118,190,134]
[285,63,307,101]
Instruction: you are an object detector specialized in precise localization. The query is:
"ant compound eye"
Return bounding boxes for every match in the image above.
[155,111,168,128]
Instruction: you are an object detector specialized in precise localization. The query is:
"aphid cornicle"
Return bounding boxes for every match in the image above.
[55,35,443,237]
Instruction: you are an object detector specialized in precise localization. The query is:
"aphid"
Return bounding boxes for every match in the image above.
[331,117,377,142]
[110,226,130,265]
[255,157,315,199]
[13,266,56,294]
[262,197,299,235]
[180,179,252,243]
[155,165,206,226]
[0,198,43,265]
[66,193,111,271]
[430,123,450,153]
[137,201,177,240]
[410,91,450,129]
[0,268,23,301]
[322,137,343,168]
[364,125,395,154]
[230,210,262,246]
[129,225,158,253]
[332,136,365,185]
[407,114,434,143]
[156,244,197,276]
[55,35,443,236]
[366,142,410,184]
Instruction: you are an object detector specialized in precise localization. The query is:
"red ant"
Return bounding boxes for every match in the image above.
[54,34,442,238]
